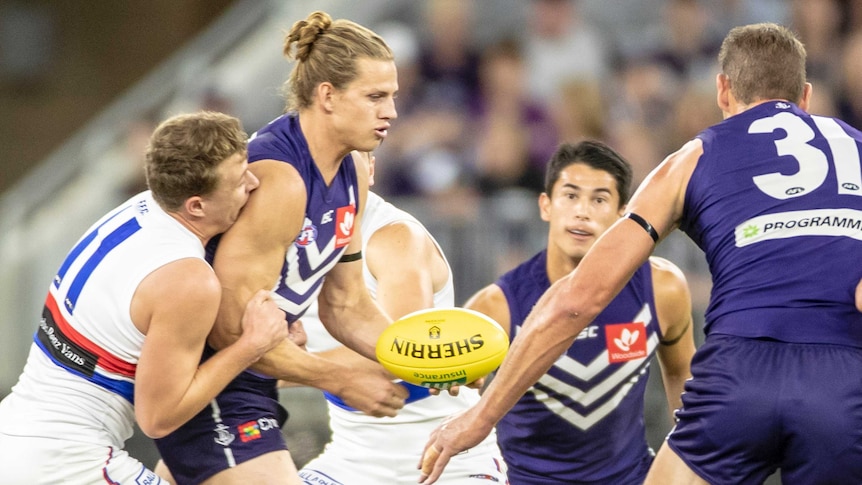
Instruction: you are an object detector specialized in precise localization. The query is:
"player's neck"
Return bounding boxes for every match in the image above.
[166,211,210,246]
[297,110,350,183]
[545,246,579,285]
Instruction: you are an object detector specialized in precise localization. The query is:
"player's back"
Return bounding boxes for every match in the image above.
[0,191,204,446]
[684,101,862,347]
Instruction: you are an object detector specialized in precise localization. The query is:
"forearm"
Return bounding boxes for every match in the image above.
[138,338,262,438]
[248,338,357,394]
[472,278,600,428]
[318,291,390,361]
[475,223,655,427]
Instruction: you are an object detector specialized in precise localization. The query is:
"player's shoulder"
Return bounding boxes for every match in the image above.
[464,283,510,334]
[648,256,691,304]
[140,257,220,306]
[466,283,506,307]
[648,256,688,290]
[663,138,704,170]
[372,219,430,248]
[243,159,307,212]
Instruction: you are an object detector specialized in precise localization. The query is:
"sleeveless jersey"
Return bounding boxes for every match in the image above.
[303,192,488,428]
[245,112,359,322]
[0,191,204,447]
[682,101,862,347]
[495,250,660,483]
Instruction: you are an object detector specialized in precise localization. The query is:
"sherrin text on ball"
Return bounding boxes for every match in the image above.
[375,307,509,389]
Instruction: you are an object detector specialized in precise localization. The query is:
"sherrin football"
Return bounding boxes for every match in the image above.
[375,307,509,389]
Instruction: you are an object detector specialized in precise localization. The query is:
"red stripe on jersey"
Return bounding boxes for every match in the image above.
[45,293,137,377]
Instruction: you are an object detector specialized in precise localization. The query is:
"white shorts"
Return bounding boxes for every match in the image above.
[299,438,506,485]
[0,432,167,485]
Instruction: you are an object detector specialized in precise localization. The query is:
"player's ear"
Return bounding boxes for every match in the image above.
[539,192,551,222]
[798,82,813,112]
[318,82,336,113]
[184,195,205,219]
[716,73,732,114]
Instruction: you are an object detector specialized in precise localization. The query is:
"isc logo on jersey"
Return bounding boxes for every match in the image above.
[605,322,647,363]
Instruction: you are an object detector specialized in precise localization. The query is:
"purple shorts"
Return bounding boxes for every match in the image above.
[155,370,289,485]
[667,334,862,484]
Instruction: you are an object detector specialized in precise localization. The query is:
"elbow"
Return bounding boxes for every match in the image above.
[136,411,180,439]
[137,421,175,440]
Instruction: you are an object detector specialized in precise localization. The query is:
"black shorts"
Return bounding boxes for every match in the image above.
[155,370,289,485]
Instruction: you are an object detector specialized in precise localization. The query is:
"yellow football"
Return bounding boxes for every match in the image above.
[375,307,509,389]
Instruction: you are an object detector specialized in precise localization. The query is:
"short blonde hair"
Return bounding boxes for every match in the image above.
[145,111,247,211]
[718,23,807,105]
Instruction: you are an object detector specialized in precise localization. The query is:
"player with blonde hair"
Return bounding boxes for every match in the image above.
[155,11,409,485]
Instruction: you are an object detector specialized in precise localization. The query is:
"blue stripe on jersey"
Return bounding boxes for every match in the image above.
[54,205,131,289]
[64,217,142,313]
[33,333,135,403]
[323,382,430,412]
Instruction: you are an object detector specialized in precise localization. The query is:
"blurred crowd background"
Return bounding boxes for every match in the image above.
[1,0,860,478]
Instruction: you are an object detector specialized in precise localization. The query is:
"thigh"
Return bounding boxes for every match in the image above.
[666,335,781,484]
[204,450,300,485]
[779,342,862,484]
[299,439,397,485]
[429,440,508,485]
[155,377,289,485]
[0,433,165,485]
[645,442,709,485]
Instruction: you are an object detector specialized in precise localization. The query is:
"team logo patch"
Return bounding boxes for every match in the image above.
[238,420,262,442]
[213,423,234,447]
[605,322,647,363]
[295,217,318,247]
[334,206,355,248]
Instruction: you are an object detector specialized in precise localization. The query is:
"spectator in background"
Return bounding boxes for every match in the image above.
[837,29,862,130]
[471,38,558,196]
[524,0,610,109]
[666,84,723,153]
[606,56,677,185]
[790,0,842,83]
[372,0,481,204]
[646,0,723,86]
[417,0,481,111]
[555,79,609,143]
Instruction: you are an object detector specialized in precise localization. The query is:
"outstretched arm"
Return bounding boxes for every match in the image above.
[307,220,447,378]
[419,139,703,484]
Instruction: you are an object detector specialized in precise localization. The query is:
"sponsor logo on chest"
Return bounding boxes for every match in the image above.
[605,322,647,363]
